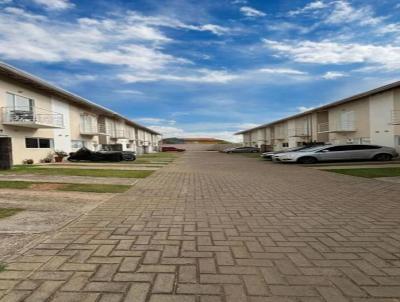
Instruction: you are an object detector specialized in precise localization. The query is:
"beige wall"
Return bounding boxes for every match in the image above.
[0,75,159,164]
[0,76,55,164]
[241,88,400,149]
[328,97,370,144]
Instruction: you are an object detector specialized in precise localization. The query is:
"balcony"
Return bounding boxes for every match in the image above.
[290,127,311,137]
[110,129,127,139]
[391,110,400,124]
[1,106,63,128]
[80,123,99,135]
[317,121,356,133]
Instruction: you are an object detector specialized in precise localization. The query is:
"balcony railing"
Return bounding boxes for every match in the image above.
[289,127,311,137]
[1,106,63,128]
[391,110,400,124]
[110,129,127,139]
[317,121,356,133]
[80,122,98,135]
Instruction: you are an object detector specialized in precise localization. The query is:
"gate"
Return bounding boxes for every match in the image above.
[0,137,12,170]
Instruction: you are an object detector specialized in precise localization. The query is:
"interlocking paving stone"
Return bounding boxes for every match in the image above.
[0,152,400,301]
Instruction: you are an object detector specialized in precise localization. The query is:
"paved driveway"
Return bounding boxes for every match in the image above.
[1,152,400,302]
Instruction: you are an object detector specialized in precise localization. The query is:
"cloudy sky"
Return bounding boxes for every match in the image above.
[1,0,400,141]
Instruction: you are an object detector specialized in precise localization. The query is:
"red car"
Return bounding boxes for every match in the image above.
[162,146,186,152]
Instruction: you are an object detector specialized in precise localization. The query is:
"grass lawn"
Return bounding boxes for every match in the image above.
[0,208,24,219]
[0,180,131,193]
[327,167,400,178]
[3,166,154,178]
[61,183,130,193]
[0,263,6,272]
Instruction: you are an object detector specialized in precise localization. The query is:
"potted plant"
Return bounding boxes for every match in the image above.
[54,150,68,163]
[42,152,54,163]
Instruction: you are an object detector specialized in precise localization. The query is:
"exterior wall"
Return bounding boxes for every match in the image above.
[327,97,370,144]
[0,76,55,164]
[243,133,251,146]
[52,97,71,153]
[68,105,99,152]
[0,75,160,164]
[394,88,400,151]
[369,91,395,148]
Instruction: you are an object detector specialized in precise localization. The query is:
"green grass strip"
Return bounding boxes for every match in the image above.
[4,166,154,178]
[327,167,400,178]
[0,263,6,272]
[0,180,131,193]
[0,208,24,219]
[60,183,131,193]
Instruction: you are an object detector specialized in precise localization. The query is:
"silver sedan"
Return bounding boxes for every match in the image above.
[272,144,399,164]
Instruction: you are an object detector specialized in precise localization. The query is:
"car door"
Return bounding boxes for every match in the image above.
[316,145,356,161]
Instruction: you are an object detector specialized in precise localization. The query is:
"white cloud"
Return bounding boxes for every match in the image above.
[3,6,47,20]
[258,67,307,75]
[289,1,328,16]
[264,39,400,70]
[123,11,230,36]
[297,106,315,112]
[240,6,266,17]
[118,69,238,84]
[377,23,400,34]
[135,118,176,125]
[322,71,347,80]
[289,1,383,26]
[325,1,382,26]
[115,89,144,95]
[32,0,74,11]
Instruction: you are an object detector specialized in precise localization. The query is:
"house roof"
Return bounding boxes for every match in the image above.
[0,62,160,135]
[235,80,400,135]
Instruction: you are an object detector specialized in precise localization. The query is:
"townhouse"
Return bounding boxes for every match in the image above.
[0,62,161,165]
[236,81,400,152]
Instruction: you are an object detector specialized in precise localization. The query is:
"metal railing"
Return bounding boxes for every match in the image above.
[318,121,356,133]
[392,110,400,124]
[290,127,311,137]
[1,106,63,128]
[110,129,127,139]
[80,122,98,135]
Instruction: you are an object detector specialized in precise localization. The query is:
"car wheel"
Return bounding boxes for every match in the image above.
[297,156,317,164]
[373,153,392,161]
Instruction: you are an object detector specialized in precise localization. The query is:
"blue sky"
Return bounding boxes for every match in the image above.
[1,0,400,141]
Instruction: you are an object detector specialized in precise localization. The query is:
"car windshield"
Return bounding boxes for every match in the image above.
[298,146,326,152]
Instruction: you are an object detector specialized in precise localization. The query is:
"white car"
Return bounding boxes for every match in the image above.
[272,144,398,164]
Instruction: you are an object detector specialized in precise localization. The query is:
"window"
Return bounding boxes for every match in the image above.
[7,93,34,109]
[25,138,38,148]
[351,145,381,150]
[25,138,53,149]
[282,143,289,147]
[324,145,357,152]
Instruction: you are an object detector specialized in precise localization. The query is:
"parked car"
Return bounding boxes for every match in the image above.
[162,146,186,152]
[261,143,326,160]
[272,144,398,164]
[68,147,136,162]
[224,146,260,153]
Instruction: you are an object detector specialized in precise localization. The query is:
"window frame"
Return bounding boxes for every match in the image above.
[25,137,53,149]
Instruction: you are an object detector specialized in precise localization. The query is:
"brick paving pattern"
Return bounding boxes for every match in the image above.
[1,152,400,301]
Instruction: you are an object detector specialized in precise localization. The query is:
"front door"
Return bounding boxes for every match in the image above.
[0,137,13,170]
